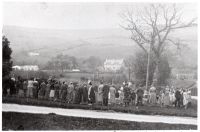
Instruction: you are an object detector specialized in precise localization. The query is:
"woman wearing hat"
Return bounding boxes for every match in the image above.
[97,81,104,105]
[67,82,74,104]
[149,84,157,105]
[109,84,116,106]
[88,81,95,105]
[123,82,131,107]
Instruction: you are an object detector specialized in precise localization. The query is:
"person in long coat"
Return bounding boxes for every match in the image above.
[130,90,136,105]
[136,86,144,106]
[175,89,181,107]
[82,83,88,104]
[88,82,95,105]
[183,89,191,109]
[60,82,68,101]
[45,82,51,100]
[169,89,176,106]
[163,87,170,106]
[102,84,110,106]
[123,83,131,107]
[98,81,104,105]
[54,81,60,101]
[73,82,81,104]
[180,89,184,107]
[27,78,34,98]
[109,85,116,105]
[23,80,28,97]
[32,78,39,98]
[67,82,74,103]
[76,83,83,104]
[129,82,136,105]
[93,85,98,104]
[49,81,55,101]
[149,85,157,104]
[38,81,46,99]
[72,83,78,104]
[119,87,124,105]
[17,77,24,97]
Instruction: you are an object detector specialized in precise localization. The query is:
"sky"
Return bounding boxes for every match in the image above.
[3,2,197,29]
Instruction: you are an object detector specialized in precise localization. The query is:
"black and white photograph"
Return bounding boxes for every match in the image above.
[1,0,198,131]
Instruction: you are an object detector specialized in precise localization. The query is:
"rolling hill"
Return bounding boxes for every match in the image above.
[2,25,197,68]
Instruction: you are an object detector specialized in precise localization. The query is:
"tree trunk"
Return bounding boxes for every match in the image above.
[152,57,160,88]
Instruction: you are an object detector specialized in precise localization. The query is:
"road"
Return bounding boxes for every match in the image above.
[2,103,197,125]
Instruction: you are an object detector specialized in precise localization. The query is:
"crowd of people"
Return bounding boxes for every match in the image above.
[3,76,192,109]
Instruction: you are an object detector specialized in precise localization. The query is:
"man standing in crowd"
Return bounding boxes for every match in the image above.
[119,86,124,106]
[136,84,144,106]
[45,81,51,100]
[82,83,88,104]
[102,83,110,106]
[32,78,39,98]
[54,81,60,101]
[175,88,182,108]
[27,77,34,98]
[123,82,131,107]
[97,81,104,105]
[38,81,46,99]
[17,76,24,97]
[109,84,116,106]
[149,84,157,105]
[60,82,68,102]
[88,81,95,105]
[23,80,27,97]
[67,82,74,104]
[49,80,55,101]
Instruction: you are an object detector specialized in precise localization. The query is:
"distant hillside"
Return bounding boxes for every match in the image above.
[3,25,197,68]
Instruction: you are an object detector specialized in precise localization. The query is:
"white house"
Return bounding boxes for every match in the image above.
[28,52,40,56]
[104,59,125,72]
[72,69,80,72]
[12,65,22,70]
[12,65,39,71]
[22,65,39,71]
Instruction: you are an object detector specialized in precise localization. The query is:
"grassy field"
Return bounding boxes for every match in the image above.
[3,96,197,117]
[2,112,197,130]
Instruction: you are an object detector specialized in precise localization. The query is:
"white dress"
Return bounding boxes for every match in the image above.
[149,87,156,104]
[97,84,103,102]
[109,87,116,104]
[49,90,55,98]
[183,92,189,106]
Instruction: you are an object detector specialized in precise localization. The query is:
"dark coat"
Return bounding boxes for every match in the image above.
[124,86,131,102]
[102,85,110,99]
[54,83,60,99]
[175,90,181,99]
[88,86,95,103]
[10,79,16,95]
[38,82,46,97]
[82,85,88,102]
[137,88,144,97]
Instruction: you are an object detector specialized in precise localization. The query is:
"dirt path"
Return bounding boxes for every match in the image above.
[2,103,197,125]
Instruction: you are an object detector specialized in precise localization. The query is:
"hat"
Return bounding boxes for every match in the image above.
[11,77,15,81]
[88,80,92,85]
[120,87,124,91]
[128,82,132,87]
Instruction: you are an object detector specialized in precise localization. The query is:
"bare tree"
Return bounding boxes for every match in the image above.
[120,4,196,85]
